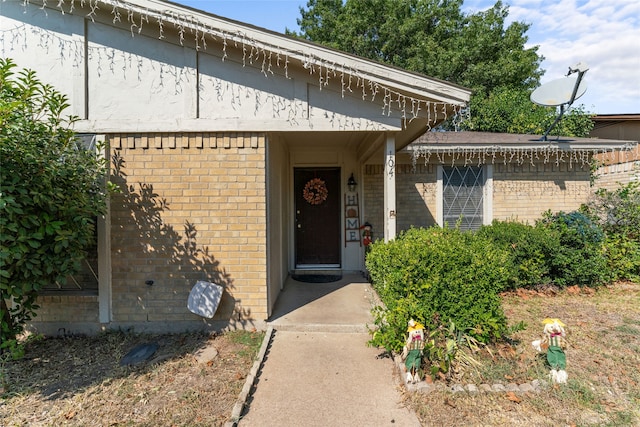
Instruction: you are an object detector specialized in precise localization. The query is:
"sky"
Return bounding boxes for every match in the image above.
[178,0,640,115]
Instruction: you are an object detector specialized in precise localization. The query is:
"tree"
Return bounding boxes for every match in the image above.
[462,86,594,136]
[0,58,109,348]
[290,0,592,136]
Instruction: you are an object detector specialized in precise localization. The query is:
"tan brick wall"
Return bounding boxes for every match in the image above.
[364,164,437,239]
[109,133,268,326]
[32,295,99,323]
[492,162,591,223]
[364,158,592,232]
[28,132,267,334]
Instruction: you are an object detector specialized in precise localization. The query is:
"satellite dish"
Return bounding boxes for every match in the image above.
[530,76,587,107]
[530,62,589,141]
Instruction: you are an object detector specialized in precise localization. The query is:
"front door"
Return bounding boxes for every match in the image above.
[294,167,341,267]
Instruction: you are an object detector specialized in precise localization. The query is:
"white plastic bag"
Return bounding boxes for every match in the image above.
[187,281,223,318]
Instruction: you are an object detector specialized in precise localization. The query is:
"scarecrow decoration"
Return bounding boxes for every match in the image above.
[401,319,425,384]
[360,222,373,247]
[532,318,568,384]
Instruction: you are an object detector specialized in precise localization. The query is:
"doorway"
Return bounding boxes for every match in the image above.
[294,167,341,268]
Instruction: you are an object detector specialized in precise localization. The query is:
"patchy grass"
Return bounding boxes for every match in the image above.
[406,282,640,426]
[1,329,264,426]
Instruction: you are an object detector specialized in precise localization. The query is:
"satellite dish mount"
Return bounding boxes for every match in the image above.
[530,62,589,141]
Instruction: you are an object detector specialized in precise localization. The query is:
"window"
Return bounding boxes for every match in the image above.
[440,165,491,231]
[41,231,99,295]
[41,134,106,296]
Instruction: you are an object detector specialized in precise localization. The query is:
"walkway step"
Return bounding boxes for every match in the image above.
[268,322,370,333]
[236,330,421,427]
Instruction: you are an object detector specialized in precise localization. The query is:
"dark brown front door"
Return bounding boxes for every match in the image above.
[294,167,341,267]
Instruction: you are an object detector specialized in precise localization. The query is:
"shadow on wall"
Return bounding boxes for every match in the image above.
[110,152,252,330]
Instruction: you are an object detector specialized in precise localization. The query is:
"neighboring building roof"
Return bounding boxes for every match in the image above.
[592,114,640,132]
[592,114,640,122]
[590,114,640,163]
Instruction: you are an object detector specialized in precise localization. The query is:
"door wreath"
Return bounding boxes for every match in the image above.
[303,177,328,205]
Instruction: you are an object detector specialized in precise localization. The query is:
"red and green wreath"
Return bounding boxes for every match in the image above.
[303,178,328,205]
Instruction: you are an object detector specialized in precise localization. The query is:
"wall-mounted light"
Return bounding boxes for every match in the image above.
[347,173,357,192]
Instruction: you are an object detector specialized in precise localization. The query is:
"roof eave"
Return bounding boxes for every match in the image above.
[406,131,638,153]
[131,0,472,105]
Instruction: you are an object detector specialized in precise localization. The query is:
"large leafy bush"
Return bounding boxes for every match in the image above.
[367,227,510,353]
[477,220,554,290]
[537,210,608,287]
[0,59,108,347]
[581,183,640,281]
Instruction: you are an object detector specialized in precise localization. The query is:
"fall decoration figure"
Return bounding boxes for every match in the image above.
[402,319,425,384]
[532,318,568,384]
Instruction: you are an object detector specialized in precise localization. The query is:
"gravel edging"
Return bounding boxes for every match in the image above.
[225,326,274,427]
[393,355,547,394]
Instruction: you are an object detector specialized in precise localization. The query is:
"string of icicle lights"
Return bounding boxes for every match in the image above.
[410,142,637,168]
[16,0,466,125]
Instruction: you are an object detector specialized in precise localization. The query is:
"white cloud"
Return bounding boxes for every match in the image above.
[469,0,640,113]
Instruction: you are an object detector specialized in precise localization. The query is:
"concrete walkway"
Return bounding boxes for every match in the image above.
[236,275,420,427]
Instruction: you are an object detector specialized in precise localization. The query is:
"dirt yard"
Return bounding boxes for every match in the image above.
[1,329,264,426]
[405,281,640,426]
[2,282,638,426]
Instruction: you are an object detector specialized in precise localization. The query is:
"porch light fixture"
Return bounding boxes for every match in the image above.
[347,173,357,192]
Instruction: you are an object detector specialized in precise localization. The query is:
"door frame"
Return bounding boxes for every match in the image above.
[292,166,342,270]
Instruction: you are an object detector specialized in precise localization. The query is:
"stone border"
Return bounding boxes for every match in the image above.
[225,326,274,427]
[394,355,547,394]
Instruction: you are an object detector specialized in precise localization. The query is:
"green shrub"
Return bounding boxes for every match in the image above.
[602,234,640,282]
[367,227,511,353]
[581,183,640,282]
[537,210,609,287]
[582,182,640,239]
[477,220,554,289]
[1,59,109,346]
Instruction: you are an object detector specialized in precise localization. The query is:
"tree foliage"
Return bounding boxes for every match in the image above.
[292,0,541,93]
[0,58,108,346]
[290,0,593,136]
[461,87,594,136]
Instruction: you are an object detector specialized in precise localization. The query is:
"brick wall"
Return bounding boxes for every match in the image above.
[110,132,268,327]
[364,158,592,233]
[593,161,640,191]
[364,164,437,239]
[492,162,591,223]
[30,132,268,334]
[32,295,99,323]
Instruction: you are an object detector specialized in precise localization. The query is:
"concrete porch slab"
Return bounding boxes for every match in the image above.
[267,274,379,333]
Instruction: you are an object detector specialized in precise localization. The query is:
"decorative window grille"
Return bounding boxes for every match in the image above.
[442,166,484,231]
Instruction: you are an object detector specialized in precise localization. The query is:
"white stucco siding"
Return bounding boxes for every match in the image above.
[86,22,197,120]
[2,0,469,134]
[197,54,399,131]
[1,1,84,118]
[307,85,398,131]
[198,51,296,121]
